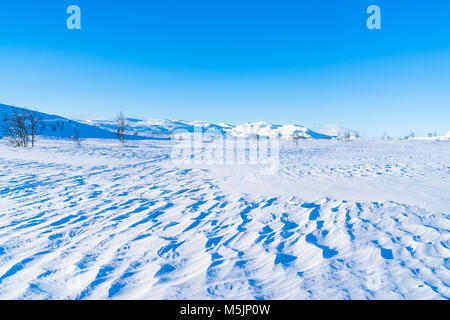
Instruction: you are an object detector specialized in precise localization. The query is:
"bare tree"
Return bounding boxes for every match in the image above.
[292,133,305,146]
[1,109,27,147]
[28,110,43,147]
[115,111,128,146]
[70,127,83,147]
[1,108,43,147]
[344,131,351,140]
[382,132,392,141]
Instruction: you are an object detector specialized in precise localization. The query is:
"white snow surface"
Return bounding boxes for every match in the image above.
[0,138,449,300]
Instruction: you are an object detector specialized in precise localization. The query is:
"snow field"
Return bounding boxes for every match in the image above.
[0,138,449,299]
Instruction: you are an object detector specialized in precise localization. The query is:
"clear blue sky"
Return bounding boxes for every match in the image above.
[1,0,449,137]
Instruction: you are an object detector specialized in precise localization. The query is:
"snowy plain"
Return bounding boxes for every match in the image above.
[0,137,449,300]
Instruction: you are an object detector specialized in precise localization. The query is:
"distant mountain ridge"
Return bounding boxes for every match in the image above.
[4,103,423,141]
[81,118,230,137]
[82,118,334,140]
[227,121,331,139]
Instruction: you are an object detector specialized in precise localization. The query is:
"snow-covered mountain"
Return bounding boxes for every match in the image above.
[82,118,333,140]
[0,104,333,141]
[3,104,448,142]
[0,104,123,139]
[227,121,331,139]
[81,118,230,138]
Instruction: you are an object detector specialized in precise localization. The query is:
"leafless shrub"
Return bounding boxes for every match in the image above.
[28,110,43,147]
[382,132,393,141]
[0,108,43,147]
[344,131,351,140]
[292,134,306,146]
[404,132,415,140]
[116,111,128,147]
[70,128,83,147]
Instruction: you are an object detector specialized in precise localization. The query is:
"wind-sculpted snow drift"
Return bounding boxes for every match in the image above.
[0,138,449,299]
